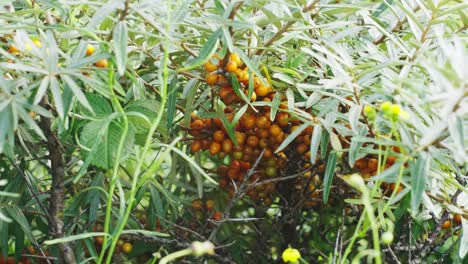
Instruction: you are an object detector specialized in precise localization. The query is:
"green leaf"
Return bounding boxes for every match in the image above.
[323,152,337,204]
[410,152,431,214]
[4,206,34,242]
[177,29,221,72]
[83,93,113,117]
[44,232,109,245]
[62,75,93,112]
[125,100,166,136]
[80,119,134,169]
[275,123,308,153]
[113,21,128,76]
[166,76,178,134]
[49,76,65,119]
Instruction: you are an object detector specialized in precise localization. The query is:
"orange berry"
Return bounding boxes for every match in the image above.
[190,119,205,130]
[240,161,251,170]
[296,143,308,154]
[255,84,271,97]
[204,60,218,71]
[225,60,237,73]
[227,168,240,180]
[205,200,215,210]
[454,214,462,225]
[229,53,242,66]
[368,158,378,171]
[441,220,451,229]
[354,159,367,170]
[213,130,225,142]
[256,116,269,128]
[209,141,222,155]
[387,156,396,166]
[95,59,108,68]
[241,115,256,130]
[230,160,241,171]
[95,236,104,245]
[121,242,133,254]
[269,124,282,137]
[191,140,202,153]
[222,138,233,153]
[86,44,95,56]
[212,212,223,221]
[192,200,203,210]
[276,112,289,127]
[234,132,246,145]
[246,135,259,147]
[8,45,19,53]
[206,72,219,85]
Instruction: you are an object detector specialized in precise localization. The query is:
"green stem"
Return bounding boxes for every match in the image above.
[159,248,193,264]
[97,67,129,264]
[362,185,381,264]
[103,3,172,263]
[340,212,365,263]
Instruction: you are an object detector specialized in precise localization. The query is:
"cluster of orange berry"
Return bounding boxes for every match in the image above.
[187,53,316,204]
[191,199,223,221]
[441,213,464,230]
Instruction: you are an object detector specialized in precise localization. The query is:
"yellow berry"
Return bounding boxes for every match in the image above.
[86,44,95,56]
[206,72,219,85]
[225,60,237,73]
[95,59,108,68]
[204,60,218,71]
[121,242,133,254]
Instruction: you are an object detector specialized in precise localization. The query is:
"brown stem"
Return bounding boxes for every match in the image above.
[39,99,76,264]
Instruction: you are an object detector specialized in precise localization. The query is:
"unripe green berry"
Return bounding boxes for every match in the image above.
[381,231,394,245]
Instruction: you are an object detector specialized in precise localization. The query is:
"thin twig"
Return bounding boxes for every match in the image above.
[208,150,265,241]
[255,0,319,56]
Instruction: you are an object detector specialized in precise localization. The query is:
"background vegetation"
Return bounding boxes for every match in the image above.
[0,0,467,263]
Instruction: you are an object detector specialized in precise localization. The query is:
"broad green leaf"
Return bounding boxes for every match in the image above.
[80,120,134,169]
[82,93,113,117]
[113,21,128,76]
[323,152,337,204]
[410,152,431,214]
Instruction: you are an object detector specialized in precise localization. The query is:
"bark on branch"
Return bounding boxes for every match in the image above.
[39,100,76,264]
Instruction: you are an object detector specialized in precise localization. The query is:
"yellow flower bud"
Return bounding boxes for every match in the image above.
[380,101,392,113]
[282,248,301,263]
[390,104,401,116]
[33,40,42,48]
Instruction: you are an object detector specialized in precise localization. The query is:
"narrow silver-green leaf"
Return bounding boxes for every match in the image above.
[44,232,109,245]
[310,124,322,164]
[113,21,128,76]
[275,123,308,153]
[62,75,93,111]
[410,152,430,214]
[323,152,337,204]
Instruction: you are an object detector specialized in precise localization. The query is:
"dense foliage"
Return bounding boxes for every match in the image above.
[0,0,467,263]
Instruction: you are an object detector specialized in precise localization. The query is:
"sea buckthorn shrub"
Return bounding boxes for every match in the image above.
[0,1,466,264]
